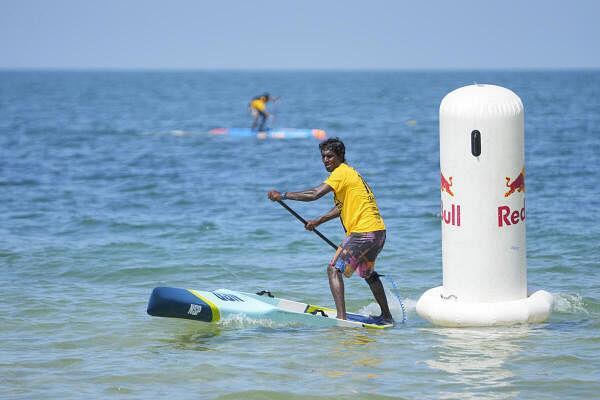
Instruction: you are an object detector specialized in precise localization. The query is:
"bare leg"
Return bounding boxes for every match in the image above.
[327,264,346,319]
[366,273,394,322]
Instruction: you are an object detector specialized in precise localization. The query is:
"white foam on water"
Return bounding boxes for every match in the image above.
[217,314,299,329]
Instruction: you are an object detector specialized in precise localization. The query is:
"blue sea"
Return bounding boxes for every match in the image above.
[1,70,599,399]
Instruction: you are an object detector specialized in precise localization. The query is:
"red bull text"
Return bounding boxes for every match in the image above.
[498,202,526,227]
[442,203,461,226]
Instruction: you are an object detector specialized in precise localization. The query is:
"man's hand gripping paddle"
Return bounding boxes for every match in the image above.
[276,200,338,250]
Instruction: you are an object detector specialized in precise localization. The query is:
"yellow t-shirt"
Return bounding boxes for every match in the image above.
[250,98,266,112]
[324,163,385,234]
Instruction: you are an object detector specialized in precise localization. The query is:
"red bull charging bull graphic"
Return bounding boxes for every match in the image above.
[441,172,461,227]
[498,167,526,227]
[441,173,454,197]
[504,167,525,197]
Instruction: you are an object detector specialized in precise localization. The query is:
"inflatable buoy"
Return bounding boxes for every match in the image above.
[417,84,552,327]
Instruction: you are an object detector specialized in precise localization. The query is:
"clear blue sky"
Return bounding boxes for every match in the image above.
[1,0,599,70]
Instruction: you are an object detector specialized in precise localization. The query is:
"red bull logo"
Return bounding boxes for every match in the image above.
[440,171,460,227]
[505,167,525,197]
[499,167,526,227]
[441,172,454,197]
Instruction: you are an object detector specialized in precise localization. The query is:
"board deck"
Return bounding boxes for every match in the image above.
[147,287,393,329]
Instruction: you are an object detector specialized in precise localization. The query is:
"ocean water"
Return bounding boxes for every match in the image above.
[1,70,599,399]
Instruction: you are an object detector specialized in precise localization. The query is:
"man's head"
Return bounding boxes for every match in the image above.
[261,93,270,102]
[319,137,345,172]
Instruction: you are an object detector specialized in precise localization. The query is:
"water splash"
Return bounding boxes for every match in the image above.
[552,292,598,315]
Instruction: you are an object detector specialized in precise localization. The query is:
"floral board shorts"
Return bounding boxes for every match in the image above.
[329,230,386,278]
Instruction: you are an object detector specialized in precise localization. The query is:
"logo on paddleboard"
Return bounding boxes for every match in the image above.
[188,304,203,316]
[213,292,243,302]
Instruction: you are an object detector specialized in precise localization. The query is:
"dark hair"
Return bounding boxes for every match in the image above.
[319,137,345,162]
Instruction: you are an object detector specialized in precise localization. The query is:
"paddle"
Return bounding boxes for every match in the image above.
[276,200,338,250]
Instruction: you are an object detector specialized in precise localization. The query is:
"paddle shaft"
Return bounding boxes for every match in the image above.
[276,200,338,250]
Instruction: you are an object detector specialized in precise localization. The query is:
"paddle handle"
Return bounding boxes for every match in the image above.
[277,200,338,250]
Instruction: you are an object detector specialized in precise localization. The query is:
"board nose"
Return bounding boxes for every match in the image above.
[147,287,215,323]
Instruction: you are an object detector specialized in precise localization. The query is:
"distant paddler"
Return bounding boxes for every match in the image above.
[249,92,278,132]
[267,138,394,324]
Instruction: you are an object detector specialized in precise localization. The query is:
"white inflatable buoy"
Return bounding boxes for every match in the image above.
[416,84,553,327]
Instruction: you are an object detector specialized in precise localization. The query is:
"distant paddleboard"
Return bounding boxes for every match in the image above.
[147,287,393,329]
[209,128,327,140]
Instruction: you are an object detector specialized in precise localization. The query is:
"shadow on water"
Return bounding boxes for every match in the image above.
[421,326,533,400]
[154,316,325,352]
[156,323,223,351]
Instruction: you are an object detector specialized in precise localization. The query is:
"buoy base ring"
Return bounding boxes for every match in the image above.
[416,286,553,327]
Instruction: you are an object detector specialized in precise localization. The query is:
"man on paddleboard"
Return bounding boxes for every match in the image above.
[267,138,394,324]
[249,93,272,131]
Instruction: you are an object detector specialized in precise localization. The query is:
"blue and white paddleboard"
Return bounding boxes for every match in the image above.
[147,287,393,329]
[209,127,327,140]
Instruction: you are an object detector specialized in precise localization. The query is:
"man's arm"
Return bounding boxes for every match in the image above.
[305,206,340,231]
[268,183,332,202]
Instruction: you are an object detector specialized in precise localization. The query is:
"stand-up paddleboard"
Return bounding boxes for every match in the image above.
[147,287,393,329]
[209,127,327,140]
